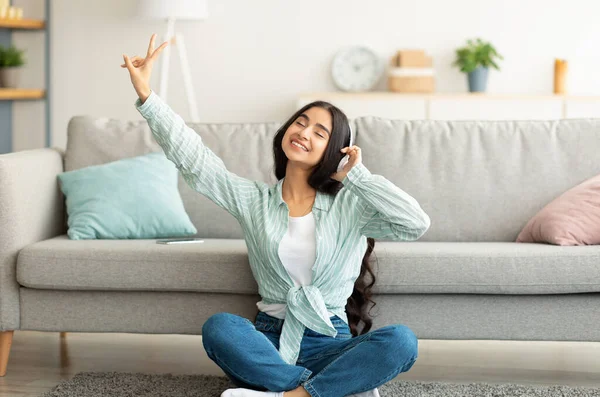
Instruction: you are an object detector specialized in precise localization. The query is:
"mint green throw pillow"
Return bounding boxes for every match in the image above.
[57,151,197,240]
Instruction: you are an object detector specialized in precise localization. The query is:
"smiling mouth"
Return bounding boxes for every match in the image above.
[291,140,309,152]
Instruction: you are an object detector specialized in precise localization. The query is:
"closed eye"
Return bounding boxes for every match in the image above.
[296,121,325,138]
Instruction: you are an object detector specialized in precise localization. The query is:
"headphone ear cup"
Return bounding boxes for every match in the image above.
[337,123,353,173]
[337,156,349,173]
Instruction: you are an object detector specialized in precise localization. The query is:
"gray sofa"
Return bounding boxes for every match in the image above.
[1,114,599,377]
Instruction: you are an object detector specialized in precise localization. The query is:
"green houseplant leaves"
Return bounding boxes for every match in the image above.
[452,38,503,73]
[0,45,26,68]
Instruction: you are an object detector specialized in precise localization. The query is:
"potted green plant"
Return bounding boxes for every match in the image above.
[452,38,503,92]
[0,45,26,88]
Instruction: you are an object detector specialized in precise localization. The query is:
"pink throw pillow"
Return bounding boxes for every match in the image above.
[516,173,600,246]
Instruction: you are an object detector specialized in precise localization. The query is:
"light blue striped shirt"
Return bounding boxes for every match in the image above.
[135,91,431,365]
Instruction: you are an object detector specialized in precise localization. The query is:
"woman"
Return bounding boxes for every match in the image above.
[122,34,430,397]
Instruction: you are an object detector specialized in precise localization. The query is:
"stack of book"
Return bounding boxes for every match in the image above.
[388,50,435,93]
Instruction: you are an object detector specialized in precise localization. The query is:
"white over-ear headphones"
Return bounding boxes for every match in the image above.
[337,123,354,173]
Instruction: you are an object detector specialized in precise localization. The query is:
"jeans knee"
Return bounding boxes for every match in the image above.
[202,312,237,349]
[381,324,418,364]
[393,324,418,358]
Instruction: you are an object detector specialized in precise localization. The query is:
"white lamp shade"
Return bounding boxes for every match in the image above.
[135,0,208,20]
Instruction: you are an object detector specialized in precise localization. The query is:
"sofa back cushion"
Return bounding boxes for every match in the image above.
[66,115,600,241]
[65,116,280,239]
[354,117,600,241]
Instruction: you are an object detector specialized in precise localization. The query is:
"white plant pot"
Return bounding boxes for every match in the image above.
[0,67,22,88]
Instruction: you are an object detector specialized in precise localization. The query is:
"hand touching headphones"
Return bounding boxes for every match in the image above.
[331,124,361,182]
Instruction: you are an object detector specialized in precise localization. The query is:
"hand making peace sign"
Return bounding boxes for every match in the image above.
[121,33,169,103]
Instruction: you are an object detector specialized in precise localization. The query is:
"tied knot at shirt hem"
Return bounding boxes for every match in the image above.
[286,284,339,336]
[267,284,345,365]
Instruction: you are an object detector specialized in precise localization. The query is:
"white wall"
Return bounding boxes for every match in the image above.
[9,0,600,151]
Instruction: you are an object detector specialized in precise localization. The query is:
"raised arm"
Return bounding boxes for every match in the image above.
[344,163,430,240]
[332,144,430,241]
[122,35,261,220]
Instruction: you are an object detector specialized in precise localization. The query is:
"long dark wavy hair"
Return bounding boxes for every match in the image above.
[273,101,377,337]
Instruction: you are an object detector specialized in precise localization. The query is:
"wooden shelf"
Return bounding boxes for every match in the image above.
[299,92,600,101]
[0,88,45,100]
[0,18,45,30]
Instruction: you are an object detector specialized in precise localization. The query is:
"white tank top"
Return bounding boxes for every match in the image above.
[256,211,336,319]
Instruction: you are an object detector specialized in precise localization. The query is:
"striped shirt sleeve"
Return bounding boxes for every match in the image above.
[343,162,430,240]
[135,91,260,220]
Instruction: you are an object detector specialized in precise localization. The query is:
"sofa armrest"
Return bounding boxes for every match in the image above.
[0,148,66,331]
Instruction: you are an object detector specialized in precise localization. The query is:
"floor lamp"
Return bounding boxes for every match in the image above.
[135,0,207,122]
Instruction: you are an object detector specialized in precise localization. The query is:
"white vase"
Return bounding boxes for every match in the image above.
[0,67,22,88]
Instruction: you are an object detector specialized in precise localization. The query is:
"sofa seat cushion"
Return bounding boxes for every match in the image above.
[373,241,600,294]
[16,236,600,294]
[17,235,258,293]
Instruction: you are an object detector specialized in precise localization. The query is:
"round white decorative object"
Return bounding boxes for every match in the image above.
[331,46,383,92]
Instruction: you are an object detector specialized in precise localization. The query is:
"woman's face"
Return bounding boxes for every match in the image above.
[283,106,332,168]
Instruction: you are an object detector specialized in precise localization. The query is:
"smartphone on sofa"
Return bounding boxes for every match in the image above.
[156,238,204,245]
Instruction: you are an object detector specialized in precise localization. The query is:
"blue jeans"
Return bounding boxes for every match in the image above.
[202,311,418,397]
